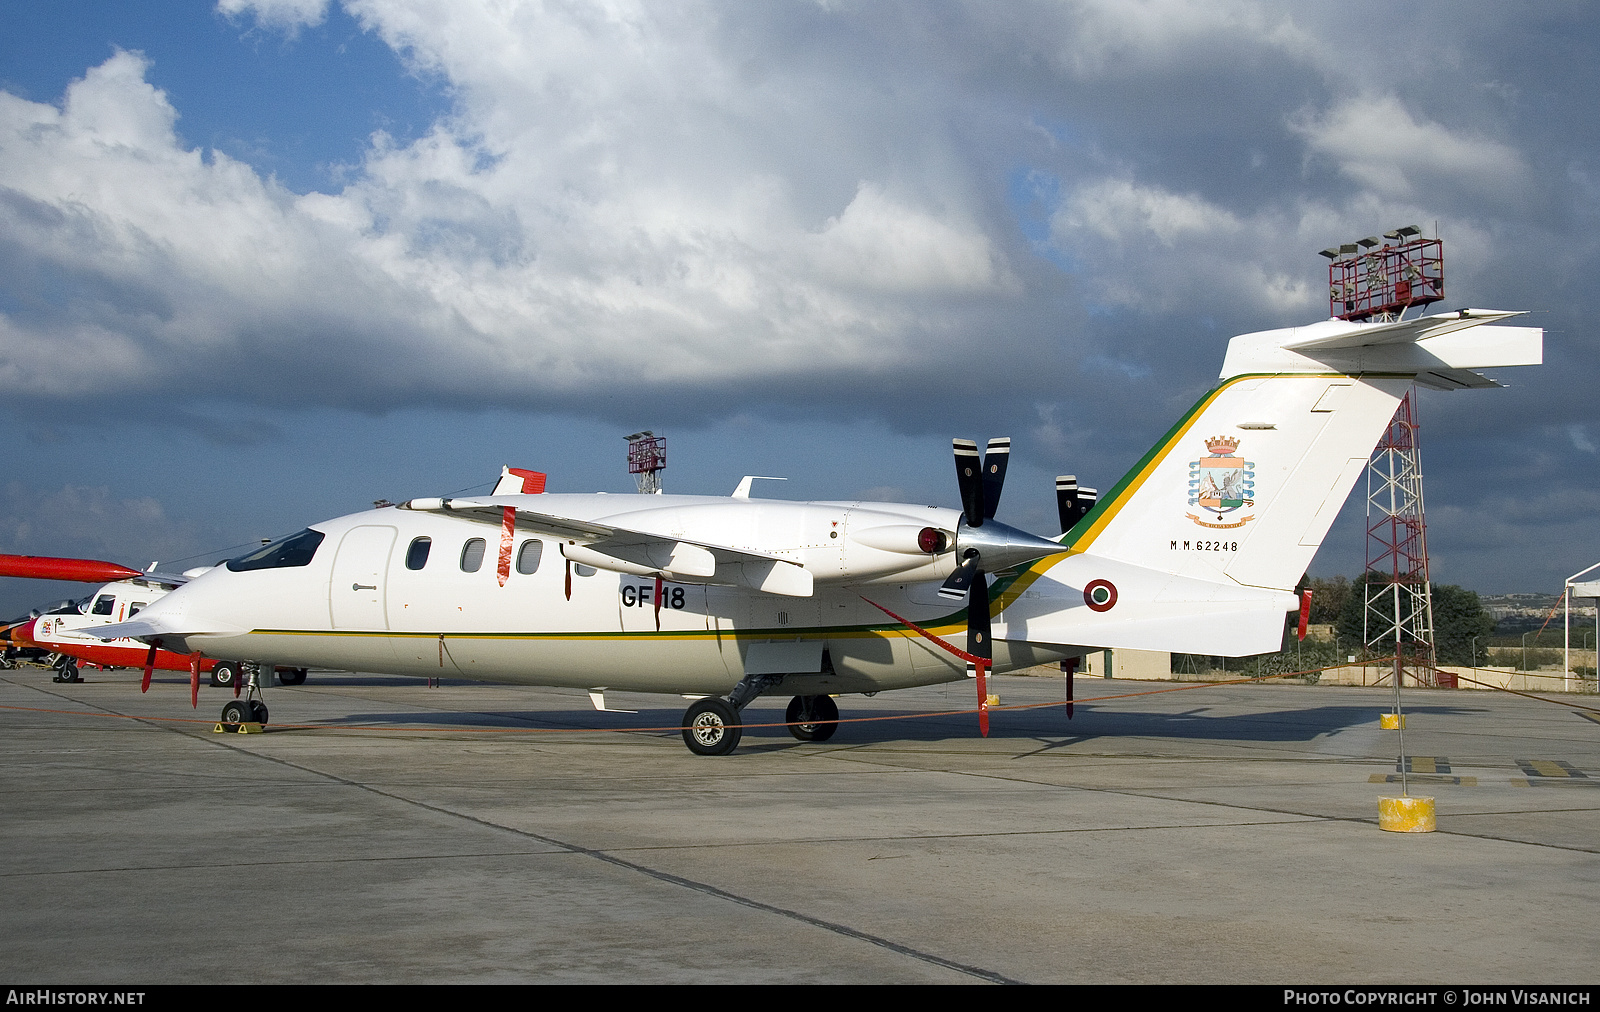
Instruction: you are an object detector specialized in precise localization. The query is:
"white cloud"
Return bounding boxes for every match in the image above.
[0,22,1031,413]
[1048,177,1325,318]
[1292,93,1529,201]
[1040,0,1325,79]
[1060,178,1240,247]
[217,0,330,32]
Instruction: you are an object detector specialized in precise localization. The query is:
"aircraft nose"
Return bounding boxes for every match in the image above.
[5,617,39,647]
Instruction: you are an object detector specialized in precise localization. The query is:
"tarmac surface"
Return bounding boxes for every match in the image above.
[2,664,1597,984]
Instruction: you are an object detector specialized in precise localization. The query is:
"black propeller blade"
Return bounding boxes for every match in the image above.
[980,437,1008,521]
[966,560,992,737]
[953,437,1010,528]
[954,438,984,527]
[944,436,1014,599]
[1056,475,1098,535]
[939,549,980,600]
[966,575,991,667]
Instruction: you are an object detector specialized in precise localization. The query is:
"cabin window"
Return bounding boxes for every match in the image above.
[460,538,487,573]
[516,539,543,575]
[129,602,147,616]
[90,596,115,616]
[405,537,432,571]
[574,564,596,577]
[227,529,326,572]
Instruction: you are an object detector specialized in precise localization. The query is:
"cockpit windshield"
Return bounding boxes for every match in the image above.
[226,529,326,572]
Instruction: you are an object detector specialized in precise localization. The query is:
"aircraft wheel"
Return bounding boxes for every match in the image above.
[278,668,307,686]
[681,698,742,756]
[220,699,251,725]
[250,700,269,726]
[785,694,838,741]
[210,661,239,689]
[59,660,80,683]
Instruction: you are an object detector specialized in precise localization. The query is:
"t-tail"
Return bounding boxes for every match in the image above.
[1071,309,1540,592]
[1001,309,1541,661]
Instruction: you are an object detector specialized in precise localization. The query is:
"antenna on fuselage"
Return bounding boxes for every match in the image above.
[624,431,666,494]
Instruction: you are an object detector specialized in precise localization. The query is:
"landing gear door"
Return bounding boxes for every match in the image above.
[329,525,398,630]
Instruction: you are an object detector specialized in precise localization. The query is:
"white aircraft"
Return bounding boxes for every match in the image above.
[91,309,1541,753]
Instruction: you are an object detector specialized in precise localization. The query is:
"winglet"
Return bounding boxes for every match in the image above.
[493,467,548,495]
[732,476,786,499]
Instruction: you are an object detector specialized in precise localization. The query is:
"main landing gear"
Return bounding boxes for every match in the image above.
[218,661,269,728]
[784,694,838,742]
[679,672,841,756]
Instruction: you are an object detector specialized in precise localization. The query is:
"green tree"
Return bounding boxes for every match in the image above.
[1307,575,1350,625]
[1431,584,1495,665]
[1335,573,1492,664]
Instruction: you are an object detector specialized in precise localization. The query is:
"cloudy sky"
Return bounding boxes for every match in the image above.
[1,0,1596,616]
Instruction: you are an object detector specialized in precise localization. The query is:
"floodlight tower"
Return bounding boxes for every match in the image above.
[1320,227,1444,686]
[1363,394,1438,687]
[624,430,667,494]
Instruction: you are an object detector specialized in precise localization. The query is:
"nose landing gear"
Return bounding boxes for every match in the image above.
[218,662,269,729]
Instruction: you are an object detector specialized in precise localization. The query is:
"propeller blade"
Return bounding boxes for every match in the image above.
[1076,486,1099,524]
[141,639,161,693]
[189,652,202,709]
[938,550,980,600]
[0,554,142,583]
[981,438,1009,520]
[967,574,991,737]
[1056,476,1099,534]
[1055,475,1078,534]
[953,439,984,527]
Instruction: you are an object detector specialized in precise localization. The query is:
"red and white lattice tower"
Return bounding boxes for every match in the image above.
[1363,391,1438,687]
[624,430,666,494]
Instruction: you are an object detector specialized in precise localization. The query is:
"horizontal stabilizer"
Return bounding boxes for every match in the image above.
[1221,308,1542,385]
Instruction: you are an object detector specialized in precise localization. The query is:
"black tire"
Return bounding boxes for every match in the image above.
[278,668,306,686]
[681,698,742,756]
[785,694,838,742]
[249,700,269,726]
[60,660,80,683]
[220,699,250,725]
[210,661,239,689]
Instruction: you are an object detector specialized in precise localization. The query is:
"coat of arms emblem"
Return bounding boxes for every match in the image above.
[1187,436,1256,529]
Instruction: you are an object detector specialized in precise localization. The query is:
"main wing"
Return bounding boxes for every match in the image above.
[398,497,814,596]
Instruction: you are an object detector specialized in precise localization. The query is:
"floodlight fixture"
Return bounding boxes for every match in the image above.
[1320,227,1444,322]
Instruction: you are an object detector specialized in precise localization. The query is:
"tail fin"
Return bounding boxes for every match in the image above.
[1070,310,1541,592]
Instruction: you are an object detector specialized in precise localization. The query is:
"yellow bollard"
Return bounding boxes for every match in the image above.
[1378,795,1436,832]
[1379,713,1406,730]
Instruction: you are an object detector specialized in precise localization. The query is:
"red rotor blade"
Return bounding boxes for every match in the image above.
[0,554,142,583]
[141,639,161,693]
[189,652,202,709]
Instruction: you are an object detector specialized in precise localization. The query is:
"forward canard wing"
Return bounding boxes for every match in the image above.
[398,497,814,597]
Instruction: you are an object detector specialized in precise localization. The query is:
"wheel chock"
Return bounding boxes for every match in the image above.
[1379,713,1406,729]
[1378,795,1436,833]
[213,722,265,734]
